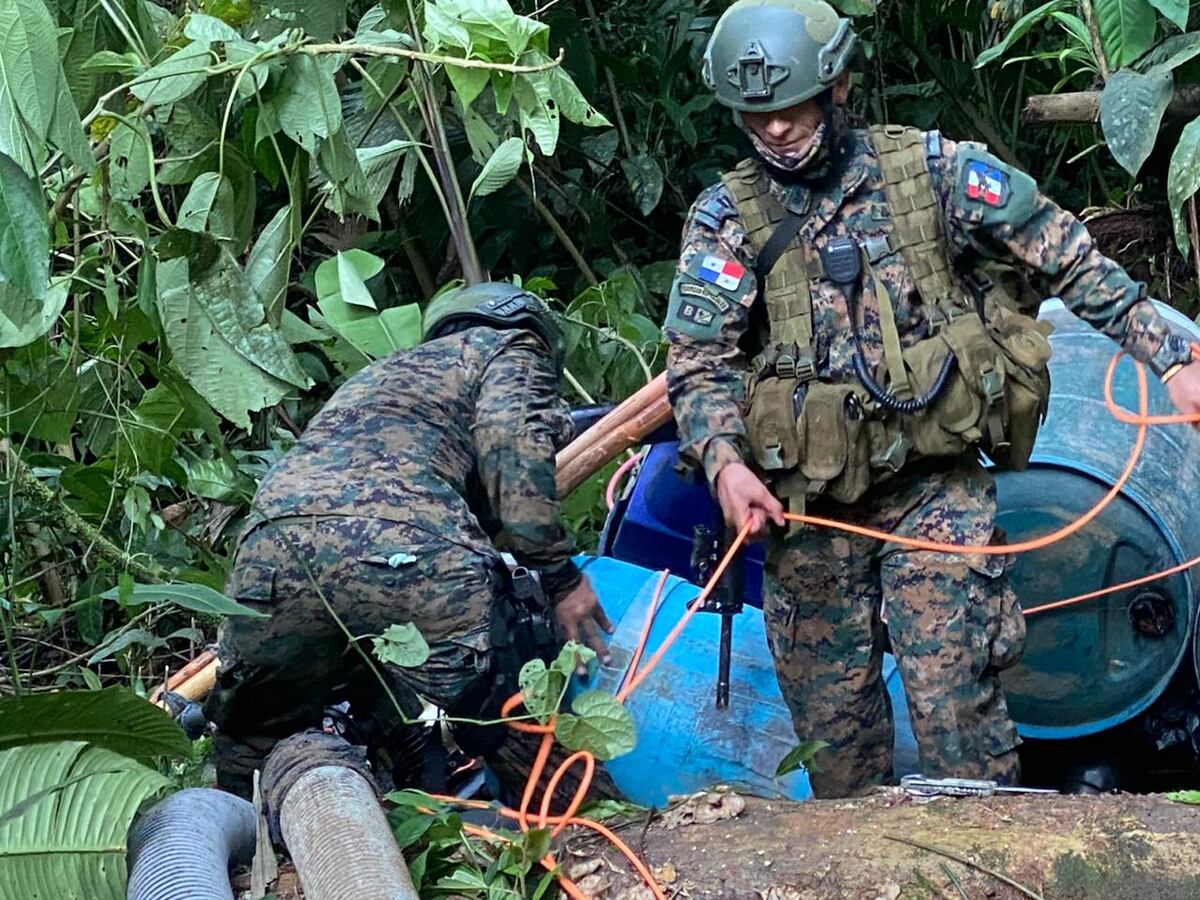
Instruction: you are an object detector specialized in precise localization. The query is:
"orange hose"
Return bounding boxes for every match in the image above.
[618,569,669,696]
[618,522,752,702]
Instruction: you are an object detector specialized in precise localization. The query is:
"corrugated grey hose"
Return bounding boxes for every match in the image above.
[278,765,419,900]
[126,788,256,900]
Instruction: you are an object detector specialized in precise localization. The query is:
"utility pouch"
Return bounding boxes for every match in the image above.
[795,382,871,504]
[899,321,986,457]
[745,374,802,472]
[985,304,1053,469]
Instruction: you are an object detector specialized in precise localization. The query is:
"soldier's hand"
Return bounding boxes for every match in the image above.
[554,576,613,674]
[715,462,785,539]
[1166,361,1200,429]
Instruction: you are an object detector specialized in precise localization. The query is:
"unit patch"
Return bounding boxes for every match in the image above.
[963,160,1008,207]
[678,281,731,313]
[676,299,717,328]
[697,255,746,291]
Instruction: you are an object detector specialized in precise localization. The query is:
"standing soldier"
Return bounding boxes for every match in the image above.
[664,0,1200,796]
[205,283,614,799]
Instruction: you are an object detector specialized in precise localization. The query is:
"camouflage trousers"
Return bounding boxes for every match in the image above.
[204,514,505,798]
[763,459,1027,798]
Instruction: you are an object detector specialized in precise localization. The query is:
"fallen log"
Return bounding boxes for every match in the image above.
[573,789,1200,900]
[1023,86,1200,125]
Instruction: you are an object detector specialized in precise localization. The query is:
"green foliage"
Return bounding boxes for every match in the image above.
[775,739,832,778]
[99,582,271,618]
[518,642,593,723]
[371,622,432,668]
[385,789,554,896]
[1166,789,1200,803]
[0,687,190,759]
[0,742,169,900]
[1095,0,1158,69]
[1099,68,1174,175]
[554,689,637,760]
[1168,115,1200,254]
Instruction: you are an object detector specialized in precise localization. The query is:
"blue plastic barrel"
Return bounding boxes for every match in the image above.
[579,555,919,807]
[995,300,1200,739]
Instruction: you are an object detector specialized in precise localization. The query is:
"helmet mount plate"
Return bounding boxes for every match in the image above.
[728,40,789,100]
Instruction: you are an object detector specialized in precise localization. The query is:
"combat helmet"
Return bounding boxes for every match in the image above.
[702,0,856,113]
[422,282,565,376]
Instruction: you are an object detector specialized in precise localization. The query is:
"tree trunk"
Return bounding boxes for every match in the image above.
[572,789,1200,900]
[1023,86,1200,125]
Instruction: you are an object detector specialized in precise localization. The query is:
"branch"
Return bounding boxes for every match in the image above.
[303,41,565,73]
[517,176,600,287]
[1023,86,1200,124]
[7,447,164,584]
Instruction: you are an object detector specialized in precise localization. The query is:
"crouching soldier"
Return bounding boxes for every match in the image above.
[204,283,616,800]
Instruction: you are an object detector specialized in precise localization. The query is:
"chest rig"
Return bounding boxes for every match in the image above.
[723,125,1053,513]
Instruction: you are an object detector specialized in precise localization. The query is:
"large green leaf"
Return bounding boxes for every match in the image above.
[245,204,295,322]
[1099,68,1174,175]
[1135,32,1200,72]
[1168,114,1200,255]
[108,118,152,201]
[1146,0,1188,31]
[156,243,312,428]
[621,153,664,216]
[0,687,189,758]
[130,40,213,105]
[514,72,560,155]
[0,279,68,349]
[315,248,384,306]
[100,582,270,618]
[1095,0,1158,69]
[176,172,235,239]
[974,0,1069,68]
[253,0,348,41]
[313,249,420,358]
[0,0,62,153]
[275,54,342,153]
[0,742,169,900]
[554,690,636,761]
[0,151,48,300]
[470,135,525,200]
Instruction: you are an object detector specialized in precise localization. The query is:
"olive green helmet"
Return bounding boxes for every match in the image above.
[702,0,856,113]
[422,282,565,376]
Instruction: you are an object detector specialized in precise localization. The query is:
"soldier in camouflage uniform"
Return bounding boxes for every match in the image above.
[205,283,613,798]
[665,0,1200,797]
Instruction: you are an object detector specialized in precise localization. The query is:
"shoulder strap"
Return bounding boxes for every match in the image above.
[720,162,818,358]
[753,211,803,288]
[867,125,958,309]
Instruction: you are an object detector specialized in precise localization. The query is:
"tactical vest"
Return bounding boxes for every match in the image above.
[723,125,1053,511]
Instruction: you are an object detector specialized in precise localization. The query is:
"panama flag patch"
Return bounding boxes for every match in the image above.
[964,160,1008,207]
[697,255,745,291]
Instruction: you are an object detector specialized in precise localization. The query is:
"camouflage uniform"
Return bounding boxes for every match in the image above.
[205,327,581,797]
[665,130,1191,796]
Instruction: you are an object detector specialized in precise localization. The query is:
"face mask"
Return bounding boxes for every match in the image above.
[744,120,828,173]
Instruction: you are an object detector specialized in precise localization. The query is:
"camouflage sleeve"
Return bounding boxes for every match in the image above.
[474,335,581,605]
[664,182,759,487]
[935,137,1194,377]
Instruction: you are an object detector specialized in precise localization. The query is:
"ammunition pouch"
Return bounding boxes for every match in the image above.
[892,303,1051,469]
[745,306,1052,504]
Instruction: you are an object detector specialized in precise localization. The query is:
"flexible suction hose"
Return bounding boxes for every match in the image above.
[126,788,255,900]
[278,765,419,900]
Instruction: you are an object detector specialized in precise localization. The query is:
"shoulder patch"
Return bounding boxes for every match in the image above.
[954,147,1037,227]
[963,159,1010,207]
[691,185,739,232]
[664,250,756,342]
